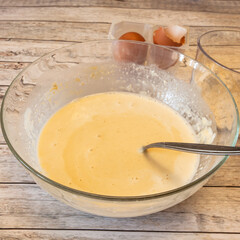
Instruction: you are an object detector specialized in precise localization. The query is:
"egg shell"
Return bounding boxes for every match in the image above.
[165,25,187,44]
[153,27,183,47]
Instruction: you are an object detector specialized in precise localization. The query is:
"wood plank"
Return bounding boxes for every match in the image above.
[0,23,239,51]
[0,27,239,67]
[0,21,109,42]
[0,145,34,183]
[0,40,72,63]
[0,185,239,232]
[0,230,240,240]
[0,1,240,14]
[0,143,239,186]
[0,7,240,27]
[0,62,29,85]
[188,27,240,47]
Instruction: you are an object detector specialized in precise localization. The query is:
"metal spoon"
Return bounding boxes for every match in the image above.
[142,142,240,155]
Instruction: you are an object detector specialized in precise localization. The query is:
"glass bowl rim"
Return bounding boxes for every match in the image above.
[197,29,240,75]
[1,39,239,202]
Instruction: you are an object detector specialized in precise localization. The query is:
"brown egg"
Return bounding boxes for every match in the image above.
[119,32,145,42]
[113,32,148,64]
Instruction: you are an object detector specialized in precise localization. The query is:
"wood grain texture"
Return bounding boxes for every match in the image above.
[0,0,240,14]
[0,133,4,145]
[0,144,239,186]
[0,185,239,232]
[0,87,7,144]
[0,23,239,48]
[0,145,34,183]
[0,21,109,42]
[0,86,7,100]
[0,62,29,85]
[0,7,240,27]
[0,46,239,86]
[0,39,69,62]
[0,1,239,237]
[0,230,240,240]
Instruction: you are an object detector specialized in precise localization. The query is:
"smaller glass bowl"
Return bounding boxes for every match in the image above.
[196,30,240,113]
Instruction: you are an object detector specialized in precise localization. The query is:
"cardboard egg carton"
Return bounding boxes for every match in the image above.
[108,21,189,50]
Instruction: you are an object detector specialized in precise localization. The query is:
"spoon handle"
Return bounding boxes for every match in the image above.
[143,142,240,155]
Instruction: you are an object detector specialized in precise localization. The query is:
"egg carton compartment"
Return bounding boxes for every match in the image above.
[108,21,189,50]
[108,21,153,43]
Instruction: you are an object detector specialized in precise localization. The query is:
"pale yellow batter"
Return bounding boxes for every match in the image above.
[38,92,199,196]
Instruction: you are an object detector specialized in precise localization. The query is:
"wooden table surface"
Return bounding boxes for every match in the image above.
[0,1,240,239]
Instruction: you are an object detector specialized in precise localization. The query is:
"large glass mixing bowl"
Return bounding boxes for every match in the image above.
[1,40,239,217]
